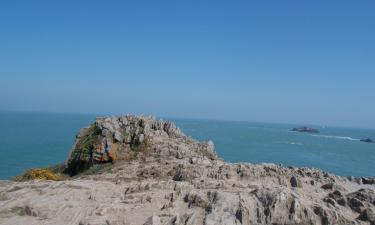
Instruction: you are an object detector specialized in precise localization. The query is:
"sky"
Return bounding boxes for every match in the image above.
[1,1,374,128]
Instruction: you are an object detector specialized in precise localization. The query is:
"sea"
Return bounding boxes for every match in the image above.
[0,111,374,179]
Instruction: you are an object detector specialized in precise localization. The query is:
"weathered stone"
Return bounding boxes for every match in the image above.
[327,190,346,206]
[113,131,123,142]
[337,198,347,206]
[64,115,186,175]
[358,207,375,224]
[324,197,336,206]
[321,183,334,190]
[349,197,365,213]
[347,189,375,205]
[290,176,299,187]
[2,115,375,225]
[143,215,161,225]
[362,178,375,185]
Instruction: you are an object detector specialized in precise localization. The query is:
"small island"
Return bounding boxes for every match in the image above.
[360,138,374,143]
[291,126,319,133]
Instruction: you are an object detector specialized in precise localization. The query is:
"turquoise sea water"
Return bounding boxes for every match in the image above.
[0,111,374,179]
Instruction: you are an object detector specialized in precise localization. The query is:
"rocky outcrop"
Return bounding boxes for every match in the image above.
[360,138,374,143]
[291,126,319,133]
[64,115,216,176]
[1,115,375,225]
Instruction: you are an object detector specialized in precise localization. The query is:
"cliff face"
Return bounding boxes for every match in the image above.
[1,115,375,225]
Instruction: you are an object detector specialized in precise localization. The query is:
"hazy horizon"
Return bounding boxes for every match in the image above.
[1,1,374,129]
[1,109,374,131]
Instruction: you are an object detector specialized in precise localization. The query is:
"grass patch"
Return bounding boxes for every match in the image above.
[73,163,115,178]
[12,168,64,182]
[46,163,66,174]
[10,207,27,216]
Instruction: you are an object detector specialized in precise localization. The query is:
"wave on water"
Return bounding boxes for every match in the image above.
[278,141,304,146]
[289,142,303,145]
[310,134,360,141]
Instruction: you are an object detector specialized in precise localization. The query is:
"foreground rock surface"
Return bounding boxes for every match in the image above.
[1,115,375,225]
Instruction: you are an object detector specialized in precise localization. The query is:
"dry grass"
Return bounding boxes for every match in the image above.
[13,168,63,182]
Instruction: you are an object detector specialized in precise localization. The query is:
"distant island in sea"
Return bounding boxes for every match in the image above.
[291,126,320,133]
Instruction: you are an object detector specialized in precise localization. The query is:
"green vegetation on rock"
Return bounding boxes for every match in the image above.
[64,124,101,176]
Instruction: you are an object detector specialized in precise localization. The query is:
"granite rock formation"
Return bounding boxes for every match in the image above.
[1,115,375,225]
[64,115,216,176]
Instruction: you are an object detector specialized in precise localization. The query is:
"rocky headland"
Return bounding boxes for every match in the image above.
[1,115,375,225]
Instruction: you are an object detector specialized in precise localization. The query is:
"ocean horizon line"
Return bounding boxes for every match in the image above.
[1,109,374,131]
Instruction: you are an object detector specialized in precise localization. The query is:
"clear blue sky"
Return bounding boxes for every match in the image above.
[1,1,374,128]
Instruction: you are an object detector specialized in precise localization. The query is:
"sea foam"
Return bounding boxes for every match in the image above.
[311,134,360,141]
